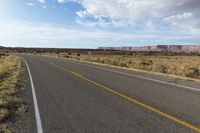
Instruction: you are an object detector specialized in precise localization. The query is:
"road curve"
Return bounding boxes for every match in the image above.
[20,54,200,133]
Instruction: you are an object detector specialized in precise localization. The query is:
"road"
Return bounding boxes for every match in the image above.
[19,55,200,133]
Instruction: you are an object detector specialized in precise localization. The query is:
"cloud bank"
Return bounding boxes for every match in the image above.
[57,0,200,34]
[0,21,199,48]
[38,0,45,3]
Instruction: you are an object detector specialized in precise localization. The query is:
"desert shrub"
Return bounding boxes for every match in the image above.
[105,59,113,64]
[94,58,99,63]
[138,59,153,70]
[63,55,70,58]
[139,59,153,66]
[128,60,132,64]
[119,62,128,67]
[0,54,6,58]
[185,67,199,78]
[139,59,147,66]
[147,59,153,65]
[95,58,105,63]
[0,108,9,122]
[76,53,80,56]
[111,60,118,66]
[155,64,167,73]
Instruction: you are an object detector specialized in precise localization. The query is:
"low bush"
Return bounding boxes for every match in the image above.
[119,62,128,67]
[64,55,70,58]
[154,64,167,73]
[185,67,199,78]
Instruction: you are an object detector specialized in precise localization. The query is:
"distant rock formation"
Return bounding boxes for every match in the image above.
[98,45,200,53]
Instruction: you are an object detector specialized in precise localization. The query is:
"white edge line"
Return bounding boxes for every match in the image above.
[21,57,43,133]
[66,59,200,92]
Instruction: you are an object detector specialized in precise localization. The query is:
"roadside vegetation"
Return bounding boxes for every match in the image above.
[0,55,25,133]
[39,52,200,80]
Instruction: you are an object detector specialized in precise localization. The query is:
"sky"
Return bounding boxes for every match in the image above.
[0,0,200,48]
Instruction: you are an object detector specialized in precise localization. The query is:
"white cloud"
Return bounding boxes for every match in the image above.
[76,10,88,18]
[0,21,198,48]
[164,12,193,23]
[76,18,110,27]
[164,12,200,34]
[57,0,68,3]
[71,0,176,26]
[38,0,45,4]
[42,5,47,9]
[145,20,154,29]
[57,0,200,34]
[27,3,35,6]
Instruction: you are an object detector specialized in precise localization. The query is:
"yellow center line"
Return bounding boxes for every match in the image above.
[44,60,200,132]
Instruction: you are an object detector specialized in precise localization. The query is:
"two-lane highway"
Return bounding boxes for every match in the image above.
[20,55,200,133]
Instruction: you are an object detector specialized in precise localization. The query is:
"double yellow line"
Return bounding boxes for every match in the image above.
[45,60,200,132]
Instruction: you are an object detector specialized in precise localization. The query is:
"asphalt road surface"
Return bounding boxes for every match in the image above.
[19,55,200,133]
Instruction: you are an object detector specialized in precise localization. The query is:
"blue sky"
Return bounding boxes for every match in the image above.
[0,0,200,48]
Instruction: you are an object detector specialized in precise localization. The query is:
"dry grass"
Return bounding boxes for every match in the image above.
[86,55,200,79]
[43,52,200,80]
[32,52,200,80]
[0,55,25,133]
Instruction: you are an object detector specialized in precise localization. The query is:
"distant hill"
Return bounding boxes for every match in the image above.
[98,45,200,53]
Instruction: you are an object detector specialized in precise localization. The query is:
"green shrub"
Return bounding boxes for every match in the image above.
[139,59,153,66]
[185,67,199,78]
[147,59,153,65]
[119,62,128,67]
[155,65,167,73]
[111,60,118,66]
[63,55,70,58]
